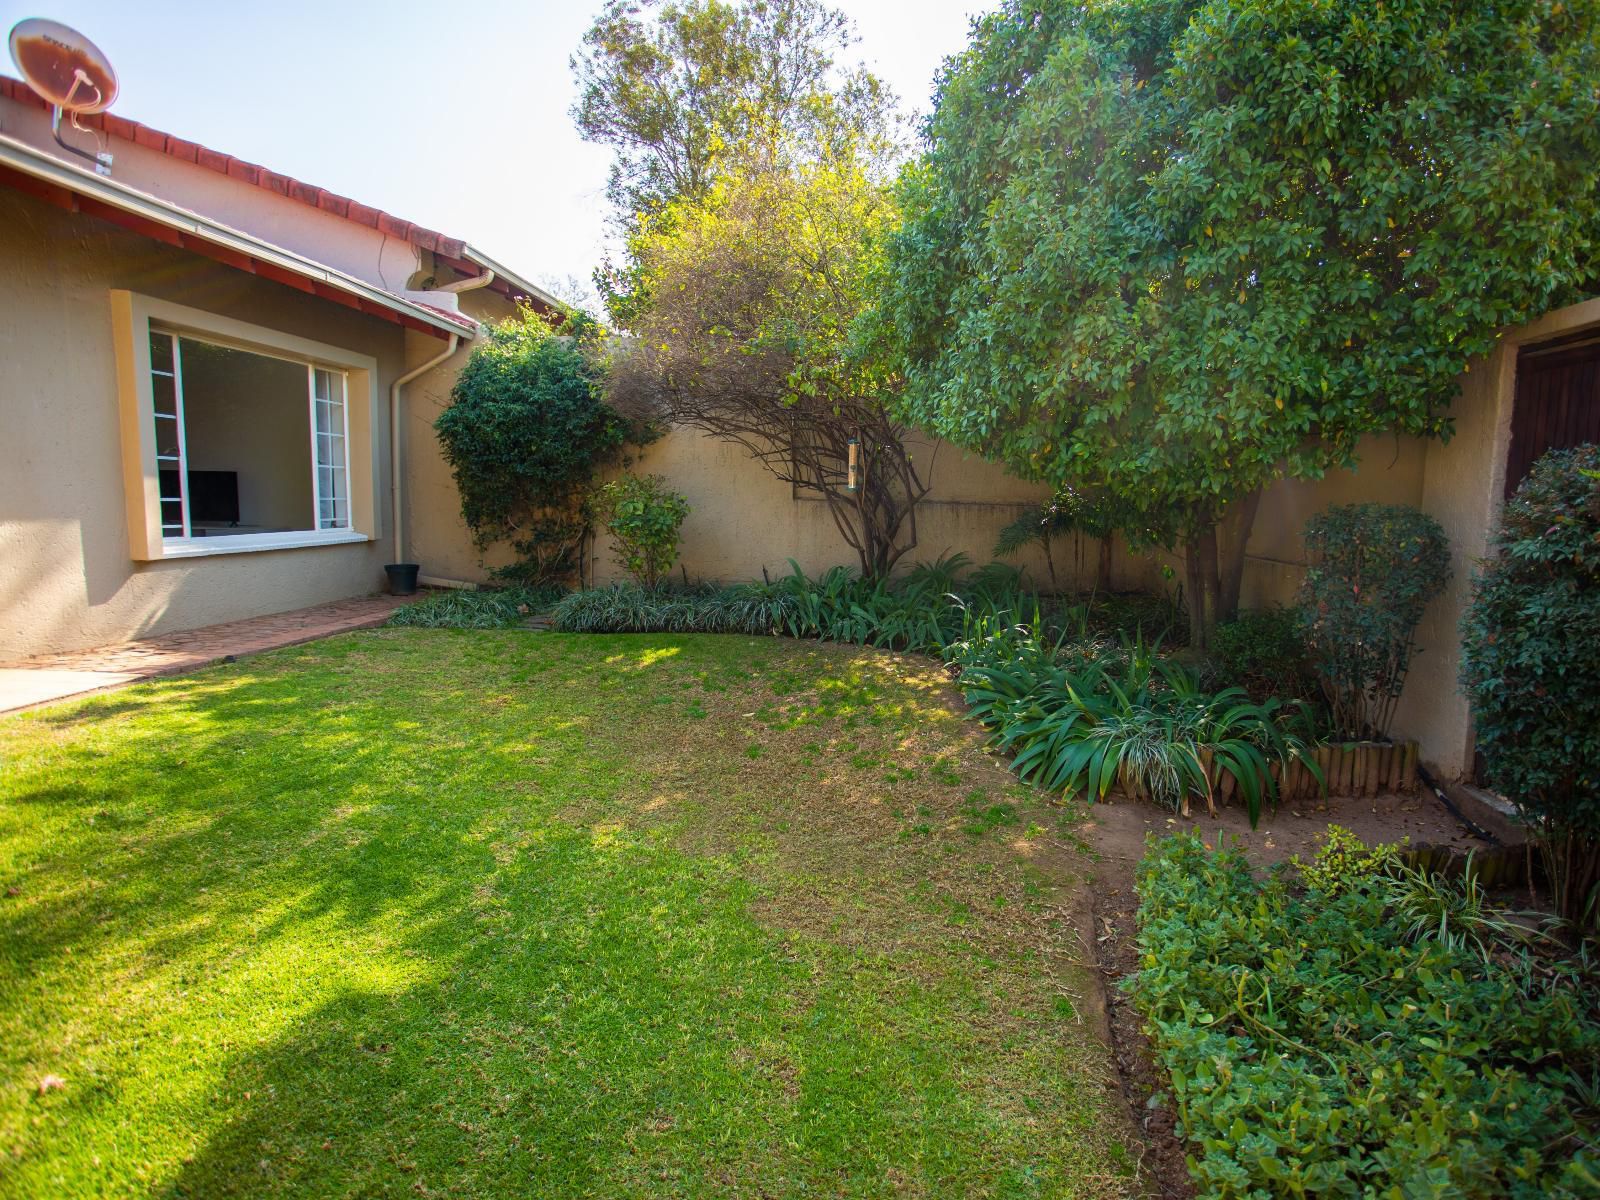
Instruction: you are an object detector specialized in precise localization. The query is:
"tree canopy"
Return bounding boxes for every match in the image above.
[876,0,1600,640]
[571,0,896,221]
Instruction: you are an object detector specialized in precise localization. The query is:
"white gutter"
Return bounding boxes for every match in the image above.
[0,132,475,338]
[463,246,565,311]
[438,267,494,294]
[388,266,496,567]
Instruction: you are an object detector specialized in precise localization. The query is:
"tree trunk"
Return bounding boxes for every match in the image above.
[1184,491,1264,651]
[1184,528,1211,652]
[1216,489,1262,622]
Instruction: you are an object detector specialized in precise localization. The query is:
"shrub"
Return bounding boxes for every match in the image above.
[592,474,690,587]
[550,581,796,636]
[960,642,1319,826]
[1461,444,1600,928]
[1080,590,1187,646]
[1291,825,1405,897]
[1298,503,1450,742]
[1208,606,1320,708]
[434,308,640,585]
[1135,832,1600,1197]
[387,586,560,630]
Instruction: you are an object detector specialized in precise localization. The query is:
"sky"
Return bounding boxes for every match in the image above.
[1,0,985,301]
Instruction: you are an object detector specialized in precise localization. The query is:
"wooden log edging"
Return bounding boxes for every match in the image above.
[1109,739,1420,809]
[1278,739,1419,802]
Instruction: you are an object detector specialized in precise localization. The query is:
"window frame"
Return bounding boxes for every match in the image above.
[111,291,380,562]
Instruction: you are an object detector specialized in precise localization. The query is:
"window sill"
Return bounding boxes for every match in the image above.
[156,529,371,559]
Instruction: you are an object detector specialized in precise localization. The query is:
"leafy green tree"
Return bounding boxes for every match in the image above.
[876,0,1600,647]
[434,309,639,585]
[571,0,895,219]
[606,140,927,578]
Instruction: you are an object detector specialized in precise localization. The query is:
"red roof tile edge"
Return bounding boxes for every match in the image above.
[1,76,469,260]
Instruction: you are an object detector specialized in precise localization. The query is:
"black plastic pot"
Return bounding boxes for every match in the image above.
[384,563,420,596]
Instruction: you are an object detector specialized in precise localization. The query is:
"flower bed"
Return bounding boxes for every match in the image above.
[1133,833,1600,1197]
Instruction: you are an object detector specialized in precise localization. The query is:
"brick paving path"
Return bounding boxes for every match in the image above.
[0,593,417,715]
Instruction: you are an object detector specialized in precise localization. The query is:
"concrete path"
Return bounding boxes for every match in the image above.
[0,594,415,716]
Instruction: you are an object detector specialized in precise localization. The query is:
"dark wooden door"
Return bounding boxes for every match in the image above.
[1508,335,1600,497]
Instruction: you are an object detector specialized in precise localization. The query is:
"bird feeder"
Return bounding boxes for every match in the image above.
[847,437,860,493]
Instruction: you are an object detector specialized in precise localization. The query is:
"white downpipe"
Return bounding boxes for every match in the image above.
[418,574,479,591]
[388,333,457,565]
[388,266,495,565]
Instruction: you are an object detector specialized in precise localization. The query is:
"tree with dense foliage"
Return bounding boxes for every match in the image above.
[1462,445,1600,928]
[571,0,895,220]
[434,308,640,585]
[607,142,927,578]
[876,0,1600,647]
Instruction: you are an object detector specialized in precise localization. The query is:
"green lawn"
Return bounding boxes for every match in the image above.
[0,630,1136,1198]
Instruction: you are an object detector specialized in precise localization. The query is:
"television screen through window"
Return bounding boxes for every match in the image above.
[159,469,240,525]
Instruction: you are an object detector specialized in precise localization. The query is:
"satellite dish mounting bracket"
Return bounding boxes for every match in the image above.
[50,71,114,176]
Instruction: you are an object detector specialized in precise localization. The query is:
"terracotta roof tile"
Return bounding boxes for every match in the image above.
[0,75,470,260]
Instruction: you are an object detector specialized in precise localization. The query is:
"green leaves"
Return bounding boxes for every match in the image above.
[878,0,1600,539]
[1298,503,1451,741]
[1134,832,1600,1196]
[435,308,636,583]
[591,474,691,587]
[958,639,1316,825]
[1461,445,1600,926]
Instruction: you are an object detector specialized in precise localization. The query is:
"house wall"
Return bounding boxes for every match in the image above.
[0,188,416,661]
[0,94,421,291]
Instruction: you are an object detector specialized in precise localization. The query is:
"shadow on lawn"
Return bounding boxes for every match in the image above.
[3,631,1134,1197]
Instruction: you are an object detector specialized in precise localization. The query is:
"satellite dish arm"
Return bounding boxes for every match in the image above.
[49,73,113,175]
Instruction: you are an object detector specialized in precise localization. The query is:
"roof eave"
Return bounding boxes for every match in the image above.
[0,132,476,340]
[462,246,567,313]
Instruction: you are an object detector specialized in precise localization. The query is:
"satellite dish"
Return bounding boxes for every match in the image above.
[8,18,117,175]
[9,18,119,113]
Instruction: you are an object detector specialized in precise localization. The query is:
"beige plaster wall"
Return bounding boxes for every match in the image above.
[0,188,414,661]
[400,289,521,582]
[1402,297,1600,779]
[0,93,421,292]
[585,430,1076,589]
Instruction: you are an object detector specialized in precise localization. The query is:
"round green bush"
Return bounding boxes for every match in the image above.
[434,308,633,583]
[1461,444,1600,925]
[1298,504,1451,742]
[1208,606,1320,710]
[591,474,690,587]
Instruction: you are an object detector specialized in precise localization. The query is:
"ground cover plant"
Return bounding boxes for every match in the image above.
[550,557,1185,653]
[1134,832,1600,1197]
[0,631,1138,1198]
[386,585,562,630]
